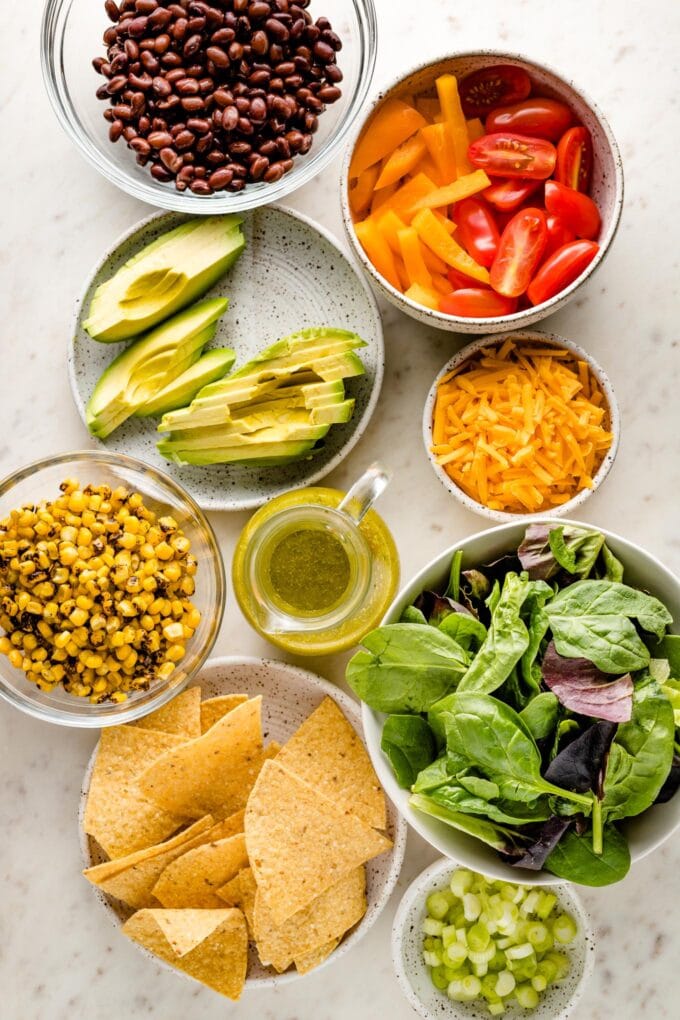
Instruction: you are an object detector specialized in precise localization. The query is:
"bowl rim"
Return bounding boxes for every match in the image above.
[67,203,385,512]
[340,48,625,332]
[390,857,595,1020]
[40,0,378,214]
[421,329,621,522]
[0,449,225,727]
[361,516,680,882]
[78,654,408,989]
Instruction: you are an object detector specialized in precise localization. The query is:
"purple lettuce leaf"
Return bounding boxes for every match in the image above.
[500,816,573,871]
[541,641,633,722]
[544,720,617,794]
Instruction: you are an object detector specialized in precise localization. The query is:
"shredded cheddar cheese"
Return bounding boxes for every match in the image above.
[431,340,613,514]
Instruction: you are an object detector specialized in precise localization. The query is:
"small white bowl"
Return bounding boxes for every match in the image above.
[341,50,624,334]
[392,859,595,1020]
[422,330,620,522]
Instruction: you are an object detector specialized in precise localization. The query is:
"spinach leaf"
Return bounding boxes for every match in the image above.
[439,612,488,652]
[544,721,617,794]
[409,793,522,852]
[412,754,457,793]
[519,692,560,741]
[600,543,624,582]
[503,816,573,871]
[400,605,428,625]
[457,572,531,694]
[446,549,464,601]
[660,680,680,726]
[601,678,675,821]
[346,624,468,713]
[381,714,437,789]
[541,641,633,722]
[545,580,672,673]
[549,717,580,761]
[544,824,631,886]
[518,524,604,581]
[519,580,554,695]
[457,774,499,800]
[415,590,474,627]
[651,634,680,675]
[426,782,551,826]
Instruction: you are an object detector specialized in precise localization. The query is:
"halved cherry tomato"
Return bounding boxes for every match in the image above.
[527,239,599,305]
[468,133,556,179]
[447,267,491,290]
[485,99,573,141]
[556,126,593,192]
[439,289,517,317]
[545,180,601,239]
[483,177,542,212]
[453,198,501,268]
[544,214,576,259]
[459,65,531,119]
[490,207,548,298]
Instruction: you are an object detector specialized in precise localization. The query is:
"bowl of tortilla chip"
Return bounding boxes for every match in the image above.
[79,656,407,999]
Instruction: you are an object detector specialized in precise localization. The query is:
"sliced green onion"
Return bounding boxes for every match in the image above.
[423,949,441,967]
[495,970,516,997]
[515,983,540,1009]
[450,869,475,898]
[442,924,458,949]
[463,893,482,922]
[427,890,453,920]
[468,922,491,952]
[505,943,534,961]
[422,917,445,936]
[553,913,578,945]
[535,892,557,920]
[445,942,468,967]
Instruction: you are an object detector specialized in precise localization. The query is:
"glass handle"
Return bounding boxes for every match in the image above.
[337,462,392,524]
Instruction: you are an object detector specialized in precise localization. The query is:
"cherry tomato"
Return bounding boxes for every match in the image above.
[545,179,601,239]
[453,198,501,268]
[439,289,517,317]
[555,126,593,192]
[490,207,548,298]
[485,99,573,141]
[527,240,600,305]
[483,177,542,212]
[468,133,557,180]
[459,65,532,119]
[544,214,576,259]
[447,267,491,290]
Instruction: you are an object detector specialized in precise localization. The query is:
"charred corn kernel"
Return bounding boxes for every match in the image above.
[54,630,71,649]
[155,541,174,561]
[69,607,88,627]
[34,582,55,600]
[26,601,43,615]
[163,622,185,642]
[61,526,78,544]
[37,622,53,641]
[23,634,38,651]
[8,648,23,668]
[180,576,195,596]
[142,576,157,592]
[75,595,93,611]
[16,591,31,611]
[60,545,78,566]
[118,600,137,617]
[19,560,36,576]
[66,640,79,658]
[185,608,201,630]
[32,648,48,663]
[163,562,182,583]
[0,636,10,654]
[115,644,132,661]
[90,613,107,631]
[165,643,186,663]
[157,662,175,681]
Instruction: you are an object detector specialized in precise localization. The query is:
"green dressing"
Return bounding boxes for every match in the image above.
[267,527,351,614]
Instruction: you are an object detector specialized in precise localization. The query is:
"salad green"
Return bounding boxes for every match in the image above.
[347,524,680,886]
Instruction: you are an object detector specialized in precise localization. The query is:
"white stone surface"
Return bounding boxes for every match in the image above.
[2,0,680,1017]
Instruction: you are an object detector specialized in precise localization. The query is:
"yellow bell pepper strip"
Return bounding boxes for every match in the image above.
[398,227,433,289]
[467,118,485,142]
[420,245,449,276]
[375,208,409,254]
[384,172,438,221]
[354,218,403,291]
[370,180,398,215]
[411,170,491,211]
[348,163,381,217]
[420,123,458,184]
[350,99,427,177]
[418,155,445,186]
[416,96,442,123]
[412,208,490,284]
[405,282,440,310]
[436,74,474,175]
[375,133,427,189]
[431,273,453,296]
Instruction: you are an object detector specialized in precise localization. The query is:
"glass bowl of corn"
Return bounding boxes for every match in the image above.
[0,451,225,727]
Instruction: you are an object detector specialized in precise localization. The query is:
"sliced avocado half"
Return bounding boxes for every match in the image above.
[84,216,244,342]
[158,438,320,467]
[135,348,236,418]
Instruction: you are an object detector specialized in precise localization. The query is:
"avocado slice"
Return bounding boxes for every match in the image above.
[87,297,228,439]
[135,348,236,418]
[83,216,244,342]
[159,438,320,467]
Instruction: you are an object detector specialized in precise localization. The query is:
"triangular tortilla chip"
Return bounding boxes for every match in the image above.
[133,687,202,739]
[83,727,187,859]
[200,694,249,733]
[275,697,386,829]
[245,760,392,926]
[295,939,339,975]
[83,816,215,909]
[264,740,281,759]
[123,908,247,1000]
[138,698,264,820]
[217,867,256,936]
[153,833,249,908]
[252,867,366,971]
[202,809,245,843]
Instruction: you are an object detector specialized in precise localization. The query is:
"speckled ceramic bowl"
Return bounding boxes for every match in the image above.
[392,859,594,1020]
[422,330,620,522]
[80,656,407,990]
[69,206,384,511]
[341,51,624,334]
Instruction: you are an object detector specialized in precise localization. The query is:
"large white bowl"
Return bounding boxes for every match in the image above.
[361,519,680,884]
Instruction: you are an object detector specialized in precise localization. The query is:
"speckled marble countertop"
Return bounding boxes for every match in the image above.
[2,0,680,1017]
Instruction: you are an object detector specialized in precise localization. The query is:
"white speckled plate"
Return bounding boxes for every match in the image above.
[69,207,384,511]
[79,656,407,992]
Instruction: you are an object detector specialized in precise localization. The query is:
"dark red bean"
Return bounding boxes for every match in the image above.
[109,119,125,141]
[190,178,213,193]
[213,87,234,107]
[172,17,188,39]
[206,45,229,67]
[128,71,153,89]
[106,74,128,94]
[265,17,288,41]
[136,0,159,13]
[208,167,234,188]
[249,1,270,18]
[183,33,203,58]
[105,1,120,22]
[140,50,160,72]
[127,16,149,37]
[160,147,183,172]
[177,77,200,94]
[249,154,269,179]
[221,106,239,130]
[211,27,235,44]
[228,41,244,60]
[187,117,211,133]
[154,32,171,53]
[263,161,285,182]
[317,84,341,103]
[149,7,172,29]
[152,75,172,97]
[112,102,134,119]
[151,163,174,181]
[103,108,116,121]
[174,129,196,149]
[181,95,205,111]
[313,39,334,62]
[148,130,173,148]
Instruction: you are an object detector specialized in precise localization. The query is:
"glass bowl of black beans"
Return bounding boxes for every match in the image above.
[41,0,377,209]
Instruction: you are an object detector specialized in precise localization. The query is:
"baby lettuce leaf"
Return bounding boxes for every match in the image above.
[446,549,464,601]
[650,634,680,675]
[380,715,436,789]
[600,543,624,582]
[461,568,491,604]
[545,580,672,673]
[409,793,522,852]
[400,604,428,625]
[503,816,573,871]
[519,580,554,695]
[439,612,488,652]
[519,692,560,741]
[413,754,460,793]
[601,677,675,821]
[457,573,530,694]
[544,824,631,886]
[544,721,617,794]
[541,641,633,722]
[425,782,551,826]
[346,624,468,713]
[414,590,474,627]
[660,680,680,726]
[518,524,604,581]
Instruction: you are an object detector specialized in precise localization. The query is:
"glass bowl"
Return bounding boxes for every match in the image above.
[41,0,377,213]
[0,451,225,727]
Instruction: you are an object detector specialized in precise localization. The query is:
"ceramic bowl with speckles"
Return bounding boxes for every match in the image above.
[80,656,408,990]
[391,858,595,1020]
[422,330,620,522]
[69,206,384,511]
[341,51,624,334]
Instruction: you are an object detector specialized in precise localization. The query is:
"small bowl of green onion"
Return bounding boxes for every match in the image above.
[392,860,594,1019]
